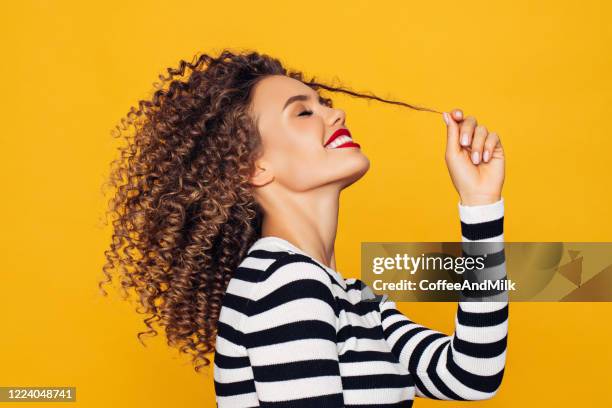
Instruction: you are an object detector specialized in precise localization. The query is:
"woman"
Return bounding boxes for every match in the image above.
[100,49,507,407]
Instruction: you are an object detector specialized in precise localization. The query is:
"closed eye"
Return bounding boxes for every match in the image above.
[298,110,313,117]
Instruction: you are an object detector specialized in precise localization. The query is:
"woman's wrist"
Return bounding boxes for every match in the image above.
[459,193,502,206]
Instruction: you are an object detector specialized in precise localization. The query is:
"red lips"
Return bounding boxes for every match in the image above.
[324,128,352,147]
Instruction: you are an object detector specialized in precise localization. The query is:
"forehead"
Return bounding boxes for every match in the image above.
[250,75,317,117]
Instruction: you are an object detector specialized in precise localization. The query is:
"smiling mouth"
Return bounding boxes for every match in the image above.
[326,137,361,149]
[324,129,361,149]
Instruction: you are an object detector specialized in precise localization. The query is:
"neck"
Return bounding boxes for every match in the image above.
[257,183,340,270]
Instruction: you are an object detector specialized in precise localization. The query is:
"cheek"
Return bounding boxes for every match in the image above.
[274,126,325,166]
[273,143,328,189]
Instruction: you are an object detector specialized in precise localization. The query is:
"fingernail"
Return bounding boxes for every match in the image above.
[483,150,490,162]
[472,151,480,164]
[461,133,469,146]
[443,112,449,125]
[456,110,463,120]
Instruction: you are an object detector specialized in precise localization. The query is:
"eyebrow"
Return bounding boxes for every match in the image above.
[282,93,323,112]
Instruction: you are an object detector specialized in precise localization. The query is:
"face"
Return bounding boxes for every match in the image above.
[248,75,370,192]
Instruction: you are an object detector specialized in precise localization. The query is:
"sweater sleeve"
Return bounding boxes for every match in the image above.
[378,197,507,400]
[241,254,345,407]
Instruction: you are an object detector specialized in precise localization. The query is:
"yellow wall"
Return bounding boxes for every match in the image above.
[1,0,610,406]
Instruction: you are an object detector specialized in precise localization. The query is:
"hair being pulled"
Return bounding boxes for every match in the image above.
[99,48,440,372]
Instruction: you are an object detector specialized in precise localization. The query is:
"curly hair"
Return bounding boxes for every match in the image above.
[99,48,441,372]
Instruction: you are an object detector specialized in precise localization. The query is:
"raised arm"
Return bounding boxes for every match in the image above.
[379,197,507,400]
[242,254,345,407]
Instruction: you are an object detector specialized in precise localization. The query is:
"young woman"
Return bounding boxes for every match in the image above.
[101,49,507,407]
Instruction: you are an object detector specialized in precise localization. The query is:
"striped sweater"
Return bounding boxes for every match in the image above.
[213,198,507,407]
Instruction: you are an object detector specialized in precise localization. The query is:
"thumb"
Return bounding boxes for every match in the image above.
[443,111,461,156]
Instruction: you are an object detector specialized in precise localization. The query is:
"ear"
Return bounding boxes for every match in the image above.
[249,159,275,187]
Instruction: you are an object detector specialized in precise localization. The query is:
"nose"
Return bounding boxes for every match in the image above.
[328,107,346,127]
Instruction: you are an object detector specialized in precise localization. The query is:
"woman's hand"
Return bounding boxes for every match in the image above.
[443,109,505,206]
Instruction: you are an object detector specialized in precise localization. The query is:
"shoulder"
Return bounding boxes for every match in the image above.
[240,252,340,331]
[231,250,336,305]
[239,252,339,318]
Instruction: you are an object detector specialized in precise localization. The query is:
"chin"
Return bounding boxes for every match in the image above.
[340,153,370,189]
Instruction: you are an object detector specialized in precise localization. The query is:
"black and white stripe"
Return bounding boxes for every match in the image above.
[214,198,506,407]
[379,197,507,400]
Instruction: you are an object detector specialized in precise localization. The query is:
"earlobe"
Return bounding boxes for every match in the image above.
[249,162,275,187]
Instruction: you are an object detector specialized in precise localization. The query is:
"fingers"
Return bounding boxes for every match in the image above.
[444,108,500,165]
[451,109,463,122]
[459,115,478,147]
[442,111,461,155]
[482,132,500,162]
[470,125,488,164]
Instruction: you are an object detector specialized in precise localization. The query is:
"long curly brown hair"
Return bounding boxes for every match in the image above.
[99,48,441,372]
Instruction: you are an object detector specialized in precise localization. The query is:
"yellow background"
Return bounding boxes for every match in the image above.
[1,0,611,406]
